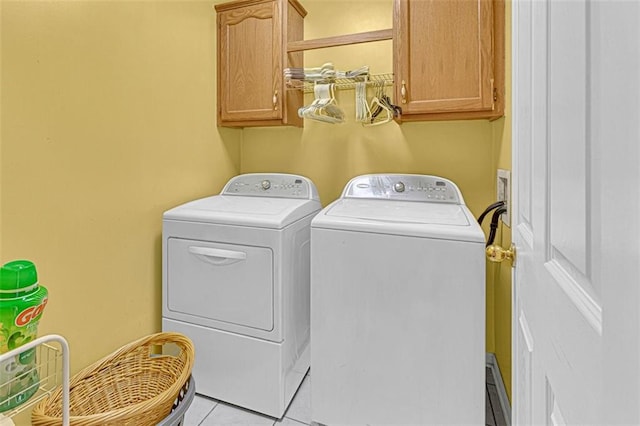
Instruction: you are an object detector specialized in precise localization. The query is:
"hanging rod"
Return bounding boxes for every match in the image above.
[287,29,393,53]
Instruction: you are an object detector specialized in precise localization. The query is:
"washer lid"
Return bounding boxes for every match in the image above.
[314,199,484,242]
[164,195,321,229]
[326,198,470,225]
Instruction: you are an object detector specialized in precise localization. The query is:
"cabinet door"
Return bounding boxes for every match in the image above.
[218,1,282,124]
[394,0,495,115]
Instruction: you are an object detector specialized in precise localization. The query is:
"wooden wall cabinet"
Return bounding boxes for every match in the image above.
[393,0,505,121]
[215,0,306,127]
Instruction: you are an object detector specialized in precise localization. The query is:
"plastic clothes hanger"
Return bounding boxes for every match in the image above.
[297,84,325,119]
[355,81,371,123]
[323,84,345,122]
[299,83,344,123]
[365,82,393,126]
[365,97,393,126]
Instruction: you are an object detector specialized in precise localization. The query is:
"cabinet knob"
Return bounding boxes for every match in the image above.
[401,80,407,104]
[273,90,278,111]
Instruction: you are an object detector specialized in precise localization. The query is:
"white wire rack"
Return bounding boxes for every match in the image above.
[0,335,70,425]
[286,73,394,93]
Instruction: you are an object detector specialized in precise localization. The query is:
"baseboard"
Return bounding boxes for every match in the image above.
[486,352,511,425]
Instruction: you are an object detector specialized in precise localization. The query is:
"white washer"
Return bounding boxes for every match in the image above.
[162,173,321,418]
[311,174,486,425]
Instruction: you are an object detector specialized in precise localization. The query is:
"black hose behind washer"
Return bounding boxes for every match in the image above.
[486,207,508,247]
[477,200,505,226]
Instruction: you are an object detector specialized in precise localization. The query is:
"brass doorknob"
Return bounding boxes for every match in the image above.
[486,243,516,266]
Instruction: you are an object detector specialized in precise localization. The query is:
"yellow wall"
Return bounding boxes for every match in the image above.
[0,1,240,375]
[1,0,513,409]
[488,118,512,398]
[491,0,513,399]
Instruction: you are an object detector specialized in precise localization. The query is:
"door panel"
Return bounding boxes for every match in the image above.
[514,0,534,250]
[514,309,533,426]
[545,380,567,426]
[548,0,590,284]
[546,0,601,335]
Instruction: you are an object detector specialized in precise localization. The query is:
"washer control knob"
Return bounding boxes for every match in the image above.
[261,180,271,190]
[394,182,405,193]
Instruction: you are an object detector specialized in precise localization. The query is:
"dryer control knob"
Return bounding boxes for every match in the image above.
[394,182,405,193]
[261,180,271,190]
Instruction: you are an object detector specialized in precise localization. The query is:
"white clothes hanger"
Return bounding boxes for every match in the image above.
[298,83,344,124]
[364,96,393,126]
[364,81,394,126]
[355,81,372,123]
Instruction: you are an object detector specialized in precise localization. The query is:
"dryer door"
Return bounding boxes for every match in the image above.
[167,238,273,331]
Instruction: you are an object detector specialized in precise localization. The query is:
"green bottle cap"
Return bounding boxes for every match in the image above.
[0,260,38,293]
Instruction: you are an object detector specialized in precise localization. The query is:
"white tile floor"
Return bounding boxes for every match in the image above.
[181,370,507,426]
[182,372,311,426]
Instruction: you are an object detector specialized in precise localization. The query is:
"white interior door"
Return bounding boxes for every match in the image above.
[512,1,640,424]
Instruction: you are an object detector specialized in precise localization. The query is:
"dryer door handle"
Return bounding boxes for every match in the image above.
[188,246,247,266]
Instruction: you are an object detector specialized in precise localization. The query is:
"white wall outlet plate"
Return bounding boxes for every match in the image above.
[497,169,511,227]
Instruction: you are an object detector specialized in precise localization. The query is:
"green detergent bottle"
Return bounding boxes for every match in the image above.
[0,260,48,412]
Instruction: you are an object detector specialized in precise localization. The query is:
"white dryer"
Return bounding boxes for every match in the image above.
[311,174,486,425]
[162,173,321,418]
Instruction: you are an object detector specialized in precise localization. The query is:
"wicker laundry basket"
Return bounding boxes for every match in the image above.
[31,332,194,426]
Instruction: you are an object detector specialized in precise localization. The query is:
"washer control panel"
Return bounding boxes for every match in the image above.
[222,173,319,200]
[342,174,462,204]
